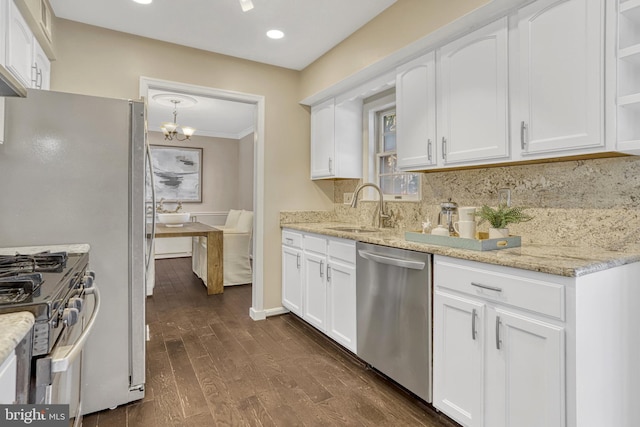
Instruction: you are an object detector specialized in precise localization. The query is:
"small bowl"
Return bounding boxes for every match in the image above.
[157,213,191,225]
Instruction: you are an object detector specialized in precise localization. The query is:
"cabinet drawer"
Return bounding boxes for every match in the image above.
[282,230,303,248]
[434,256,566,320]
[303,233,327,254]
[328,238,355,265]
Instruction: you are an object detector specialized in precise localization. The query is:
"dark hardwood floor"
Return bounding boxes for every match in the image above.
[84,257,459,427]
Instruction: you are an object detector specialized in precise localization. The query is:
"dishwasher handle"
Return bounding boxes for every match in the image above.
[358,250,426,270]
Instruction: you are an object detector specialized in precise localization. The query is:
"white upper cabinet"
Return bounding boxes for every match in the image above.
[437,17,510,165]
[310,97,362,180]
[396,52,437,170]
[32,39,50,90]
[6,0,34,88]
[310,98,335,179]
[616,0,640,153]
[515,0,604,156]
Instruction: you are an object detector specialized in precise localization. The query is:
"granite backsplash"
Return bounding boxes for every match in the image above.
[283,156,640,252]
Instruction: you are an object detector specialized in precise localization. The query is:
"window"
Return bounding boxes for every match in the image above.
[375,108,420,201]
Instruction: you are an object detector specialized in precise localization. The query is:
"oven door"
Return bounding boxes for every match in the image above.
[35,285,100,427]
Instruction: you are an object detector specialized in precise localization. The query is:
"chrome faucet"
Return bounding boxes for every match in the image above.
[350,183,389,228]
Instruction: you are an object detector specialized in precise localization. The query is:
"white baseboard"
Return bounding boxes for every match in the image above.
[249,306,289,321]
[154,252,191,260]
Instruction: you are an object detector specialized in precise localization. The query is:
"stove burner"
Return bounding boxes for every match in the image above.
[0,251,68,277]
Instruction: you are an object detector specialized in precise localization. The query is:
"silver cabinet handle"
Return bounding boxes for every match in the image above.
[496,315,502,350]
[427,139,432,161]
[520,121,527,150]
[320,260,324,277]
[441,137,447,160]
[327,265,331,282]
[471,308,477,340]
[471,282,502,293]
[328,158,333,173]
[285,238,294,244]
[296,253,301,269]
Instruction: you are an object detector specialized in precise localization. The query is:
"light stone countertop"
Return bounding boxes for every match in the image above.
[0,312,34,365]
[0,243,90,255]
[282,222,640,277]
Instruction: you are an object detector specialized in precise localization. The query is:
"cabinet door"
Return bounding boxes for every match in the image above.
[433,291,485,427]
[396,52,437,170]
[6,0,33,88]
[517,0,603,155]
[282,245,303,316]
[303,252,327,331]
[333,99,362,179]
[438,17,509,165]
[310,99,335,179]
[486,309,565,427]
[33,40,50,90]
[326,260,356,353]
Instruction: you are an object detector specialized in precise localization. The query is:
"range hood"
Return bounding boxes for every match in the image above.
[0,64,27,97]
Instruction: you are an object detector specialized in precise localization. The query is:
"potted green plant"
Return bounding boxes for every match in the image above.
[476,204,533,239]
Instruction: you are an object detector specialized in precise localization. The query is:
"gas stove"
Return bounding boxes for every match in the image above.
[0,250,91,355]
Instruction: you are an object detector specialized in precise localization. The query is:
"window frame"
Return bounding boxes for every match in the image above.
[374,107,421,202]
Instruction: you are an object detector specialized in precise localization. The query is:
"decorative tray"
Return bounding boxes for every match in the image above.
[405,231,521,251]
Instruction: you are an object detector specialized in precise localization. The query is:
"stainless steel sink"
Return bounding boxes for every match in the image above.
[328,226,380,234]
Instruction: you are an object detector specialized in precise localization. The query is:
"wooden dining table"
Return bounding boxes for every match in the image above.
[154,222,223,294]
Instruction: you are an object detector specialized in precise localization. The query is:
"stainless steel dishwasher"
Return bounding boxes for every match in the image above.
[356,241,432,402]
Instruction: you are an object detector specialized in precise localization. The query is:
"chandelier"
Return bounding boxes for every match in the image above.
[161,99,196,141]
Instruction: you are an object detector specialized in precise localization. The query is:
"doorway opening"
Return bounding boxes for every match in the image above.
[140,77,265,319]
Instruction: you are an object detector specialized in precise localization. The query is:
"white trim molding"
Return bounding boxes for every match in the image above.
[250,306,289,321]
[140,76,266,321]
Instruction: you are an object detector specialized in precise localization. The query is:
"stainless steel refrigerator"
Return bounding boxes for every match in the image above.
[0,89,151,414]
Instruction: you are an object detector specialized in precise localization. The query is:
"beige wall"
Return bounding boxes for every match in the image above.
[148,131,245,213]
[51,19,334,310]
[299,0,490,100]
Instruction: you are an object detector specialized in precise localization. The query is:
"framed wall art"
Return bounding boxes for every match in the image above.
[149,145,202,202]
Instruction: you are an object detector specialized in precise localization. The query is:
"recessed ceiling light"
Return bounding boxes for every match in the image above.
[266,29,285,40]
[132,0,152,4]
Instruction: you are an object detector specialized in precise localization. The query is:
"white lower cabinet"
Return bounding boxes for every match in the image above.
[326,240,357,352]
[485,308,564,427]
[303,250,327,331]
[433,292,485,426]
[434,255,640,427]
[281,229,357,353]
[282,230,304,316]
[434,255,565,427]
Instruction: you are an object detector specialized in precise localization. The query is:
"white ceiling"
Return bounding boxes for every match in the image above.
[49,0,397,71]
[147,89,256,140]
[49,0,396,139]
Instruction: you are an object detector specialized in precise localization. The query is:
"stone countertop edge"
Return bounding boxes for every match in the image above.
[281,222,640,278]
[0,312,34,365]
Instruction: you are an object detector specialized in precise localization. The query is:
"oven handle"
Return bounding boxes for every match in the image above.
[51,284,101,374]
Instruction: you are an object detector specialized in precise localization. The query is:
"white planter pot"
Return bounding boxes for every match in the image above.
[489,227,509,239]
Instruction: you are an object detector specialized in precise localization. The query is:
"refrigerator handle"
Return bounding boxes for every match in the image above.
[145,140,156,273]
